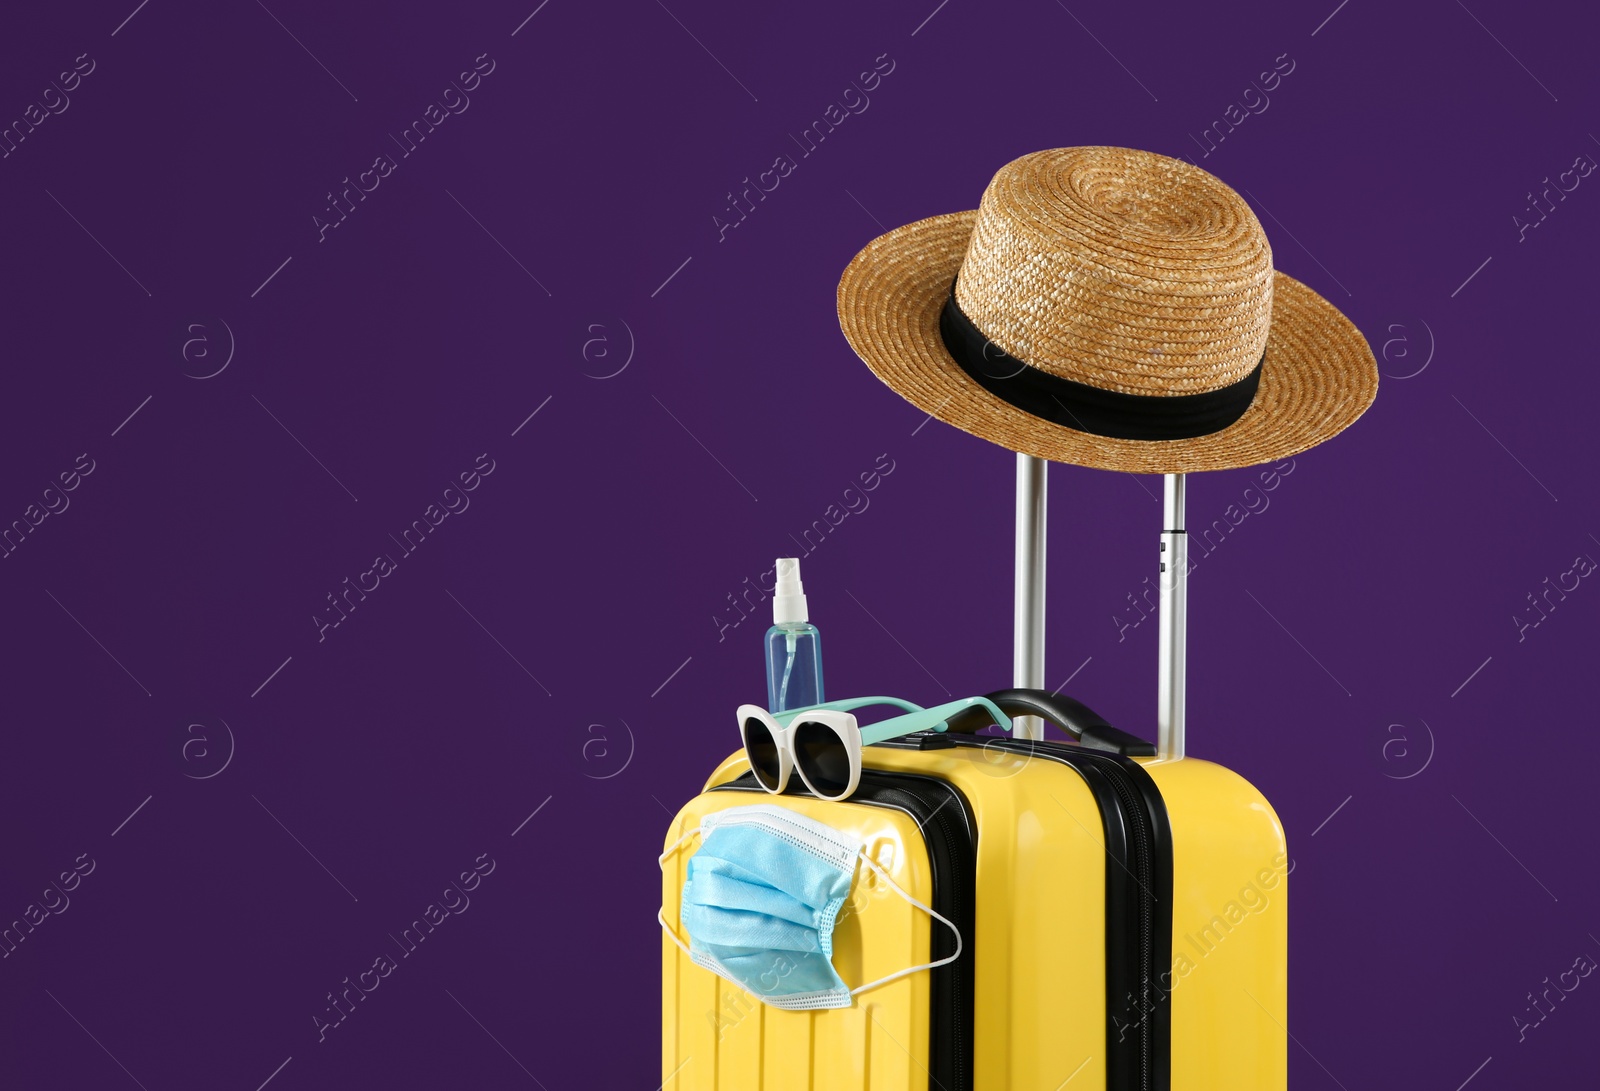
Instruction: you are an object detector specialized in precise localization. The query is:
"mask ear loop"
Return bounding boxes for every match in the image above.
[848,852,964,997]
[657,826,702,960]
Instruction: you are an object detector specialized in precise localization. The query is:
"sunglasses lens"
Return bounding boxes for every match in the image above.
[742,717,783,791]
[793,720,852,799]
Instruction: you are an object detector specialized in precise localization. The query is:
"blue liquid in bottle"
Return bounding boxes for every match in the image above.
[766,622,823,712]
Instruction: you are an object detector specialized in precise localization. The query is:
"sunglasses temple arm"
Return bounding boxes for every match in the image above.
[857,697,1012,746]
[858,715,937,747]
[773,695,926,725]
[922,696,1013,734]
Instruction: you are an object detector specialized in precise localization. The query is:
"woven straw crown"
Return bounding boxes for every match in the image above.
[955,147,1275,397]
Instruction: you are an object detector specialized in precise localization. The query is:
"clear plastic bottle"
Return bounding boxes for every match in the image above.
[765,557,824,712]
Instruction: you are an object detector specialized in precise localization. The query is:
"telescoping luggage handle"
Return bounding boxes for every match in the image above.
[1013,454,1186,760]
[942,688,1156,757]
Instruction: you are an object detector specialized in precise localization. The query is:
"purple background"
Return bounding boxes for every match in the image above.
[0,0,1595,1087]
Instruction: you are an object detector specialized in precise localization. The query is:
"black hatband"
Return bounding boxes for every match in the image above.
[937,280,1262,441]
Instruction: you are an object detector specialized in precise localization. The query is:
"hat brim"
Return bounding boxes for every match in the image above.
[837,210,1379,474]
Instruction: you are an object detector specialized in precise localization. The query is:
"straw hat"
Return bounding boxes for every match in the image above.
[836,146,1378,473]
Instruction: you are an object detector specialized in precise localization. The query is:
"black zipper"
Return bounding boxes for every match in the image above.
[711,770,977,1091]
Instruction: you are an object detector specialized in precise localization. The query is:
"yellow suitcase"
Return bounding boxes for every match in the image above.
[660,689,1287,1091]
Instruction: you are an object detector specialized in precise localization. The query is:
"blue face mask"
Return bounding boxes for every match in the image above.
[659,804,962,1010]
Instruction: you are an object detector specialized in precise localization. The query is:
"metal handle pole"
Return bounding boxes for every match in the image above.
[1014,454,1047,740]
[1157,473,1187,760]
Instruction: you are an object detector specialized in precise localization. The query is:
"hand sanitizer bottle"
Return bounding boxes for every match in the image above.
[766,558,823,712]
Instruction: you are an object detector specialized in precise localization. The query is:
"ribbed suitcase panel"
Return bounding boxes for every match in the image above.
[662,792,936,1091]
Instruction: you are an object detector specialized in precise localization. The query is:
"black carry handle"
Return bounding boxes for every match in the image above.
[942,688,1156,757]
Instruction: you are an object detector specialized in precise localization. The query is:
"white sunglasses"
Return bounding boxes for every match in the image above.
[736,695,1013,802]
